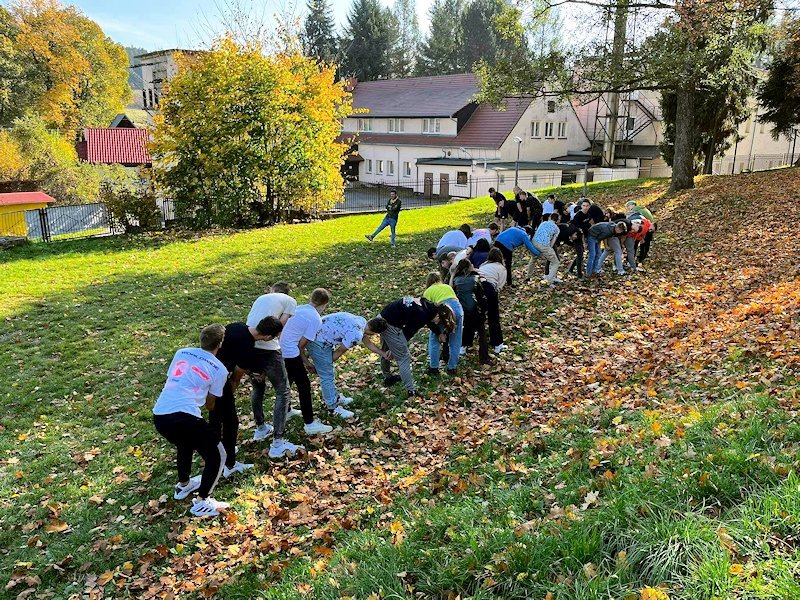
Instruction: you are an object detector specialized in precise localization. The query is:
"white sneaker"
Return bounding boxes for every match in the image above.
[223,461,254,478]
[330,405,355,421]
[174,475,201,500]
[554,277,563,283]
[493,344,508,354]
[304,419,333,435]
[286,407,303,421]
[269,438,305,459]
[190,497,229,517]
[636,266,646,272]
[337,393,354,406]
[459,346,467,356]
[253,424,273,442]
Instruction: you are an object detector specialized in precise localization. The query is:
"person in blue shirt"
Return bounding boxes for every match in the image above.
[492,225,540,287]
[528,213,561,286]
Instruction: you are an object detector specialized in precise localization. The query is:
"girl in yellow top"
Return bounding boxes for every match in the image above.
[422,274,464,375]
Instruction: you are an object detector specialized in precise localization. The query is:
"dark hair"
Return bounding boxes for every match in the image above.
[614,221,629,234]
[487,247,503,263]
[474,238,490,252]
[390,189,397,194]
[200,324,225,351]
[435,304,456,333]
[523,225,534,237]
[271,281,290,295]
[256,316,283,337]
[488,223,499,232]
[453,258,473,279]
[554,200,566,211]
[581,199,591,207]
[310,288,330,305]
[367,317,388,334]
[459,224,472,238]
[427,247,437,259]
[548,194,556,199]
[488,187,496,193]
[549,212,560,222]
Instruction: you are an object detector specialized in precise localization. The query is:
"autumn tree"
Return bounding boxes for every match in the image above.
[758,16,800,143]
[460,0,517,69]
[390,0,421,77]
[340,0,394,80]
[415,0,465,75]
[302,0,338,64]
[1,0,130,136]
[152,38,352,228]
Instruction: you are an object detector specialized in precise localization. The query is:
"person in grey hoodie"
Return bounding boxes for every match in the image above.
[586,221,628,276]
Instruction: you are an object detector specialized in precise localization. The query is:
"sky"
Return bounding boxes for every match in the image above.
[34,0,437,51]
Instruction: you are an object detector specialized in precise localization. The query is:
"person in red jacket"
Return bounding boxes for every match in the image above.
[625,218,653,272]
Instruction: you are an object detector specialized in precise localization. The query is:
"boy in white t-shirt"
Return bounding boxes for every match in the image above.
[152,324,230,517]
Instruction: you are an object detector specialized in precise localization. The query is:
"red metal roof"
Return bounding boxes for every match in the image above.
[354,97,533,150]
[350,73,479,118]
[0,192,56,206]
[78,128,151,165]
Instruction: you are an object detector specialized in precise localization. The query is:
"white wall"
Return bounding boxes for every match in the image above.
[498,98,589,162]
[590,167,640,182]
[342,116,458,136]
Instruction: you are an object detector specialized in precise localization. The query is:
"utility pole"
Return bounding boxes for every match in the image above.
[601,0,629,168]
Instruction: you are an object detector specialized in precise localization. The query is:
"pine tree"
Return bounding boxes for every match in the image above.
[389,0,421,78]
[416,0,465,76]
[340,0,394,80]
[459,0,507,69]
[302,0,338,64]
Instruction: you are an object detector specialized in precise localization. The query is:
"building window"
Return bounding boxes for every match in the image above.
[403,161,411,177]
[388,160,395,175]
[423,118,441,134]
[531,176,538,184]
[366,159,373,173]
[558,122,567,138]
[148,89,154,107]
[456,171,468,185]
[389,119,405,133]
[142,90,147,107]
[544,122,555,138]
[377,160,384,174]
[358,118,372,132]
[531,121,541,138]
[547,100,556,113]
[626,117,636,131]
[745,118,751,134]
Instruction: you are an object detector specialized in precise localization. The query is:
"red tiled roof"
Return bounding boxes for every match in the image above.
[0,192,56,207]
[78,128,151,165]
[350,73,479,118]
[354,97,533,150]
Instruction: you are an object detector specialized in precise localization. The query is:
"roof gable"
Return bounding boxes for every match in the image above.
[351,73,479,118]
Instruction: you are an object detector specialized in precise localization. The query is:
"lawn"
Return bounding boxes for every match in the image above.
[1,173,799,599]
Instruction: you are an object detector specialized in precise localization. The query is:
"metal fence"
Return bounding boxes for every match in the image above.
[0,203,120,243]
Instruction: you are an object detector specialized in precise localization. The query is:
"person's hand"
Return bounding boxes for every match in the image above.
[382,350,393,360]
[439,334,447,343]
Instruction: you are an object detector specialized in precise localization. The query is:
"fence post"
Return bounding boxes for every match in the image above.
[38,208,51,242]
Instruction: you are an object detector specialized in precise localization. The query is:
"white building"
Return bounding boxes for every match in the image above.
[341,73,591,198]
[134,49,204,110]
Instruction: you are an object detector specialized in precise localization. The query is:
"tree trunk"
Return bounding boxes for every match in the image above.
[669,84,696,193]
[702,134,715,175]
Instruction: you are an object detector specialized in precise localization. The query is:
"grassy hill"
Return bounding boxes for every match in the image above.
[1,172,798,599]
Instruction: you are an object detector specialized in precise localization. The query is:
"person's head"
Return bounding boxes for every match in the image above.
[432,304,456,333]
[310,288,330,312]
[605,206,619,218]
[549,212,560,223]
[474,238,490,252]
[486,247,503,264]
[255,316,283,341]
[629,220,643,233]
[580,199,591,213]
[440,251,457,270]
[625,200,636,209]
[425,271,442,288]
[427,247,437,260]
[271,281,291,295]
[459,224,472,238]
[488,187,496,197]
[200,324,225,352]
[488,223,499,237]
[548,194,556,201]
[453,258,474,279]
[366,317,388,335]
[390,189,397,199]
[554,200,566,212]
[523,225,534,237]
[613,222,629,235]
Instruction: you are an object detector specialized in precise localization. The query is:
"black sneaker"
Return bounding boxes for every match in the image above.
[446,368,457,376]
[407,390,423,400]
[383,375,401,387]
[425,367,440,377]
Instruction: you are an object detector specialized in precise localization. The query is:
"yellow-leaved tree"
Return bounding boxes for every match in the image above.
[151,38,352,228]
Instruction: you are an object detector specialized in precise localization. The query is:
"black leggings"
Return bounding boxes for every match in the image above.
[495,242,514,286]
[283,356,314,425]
[463,307,489,360]
[482,281,503,347]
[154,412,225,498]
[208,381,238,468]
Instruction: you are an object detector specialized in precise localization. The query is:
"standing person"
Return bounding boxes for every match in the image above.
[280,288,334,436]
[586,221,629,276]
[423,275,464,375]
[306,313,390,420]
[152,324,230,517]
[366,189,402,247]
[528,213,561,287]
[493,225,540,287]
[452,258,490,364]
[478,248,508,354]
[542,194,556,218]
[209,317,284,478]
[489,188,508,231]
[378,297,455,397]
[246,282,305,459]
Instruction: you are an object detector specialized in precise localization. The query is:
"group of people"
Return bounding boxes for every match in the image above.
[152,187,657,517]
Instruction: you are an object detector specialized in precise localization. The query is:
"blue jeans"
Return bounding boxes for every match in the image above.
[371,217,397,245]
[428,298,464,370]
[306,341,338,410]
[599,236,624,274]
[587,236,602,275]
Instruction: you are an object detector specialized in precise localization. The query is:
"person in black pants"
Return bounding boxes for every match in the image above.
[452,258,490,364]
[152,324,231,517]
[210,317,283,478]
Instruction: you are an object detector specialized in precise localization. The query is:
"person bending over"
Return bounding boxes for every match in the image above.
[493,225,541,287]
[452,258,490,364]
[423,274,464,376]
[478,248,508,354]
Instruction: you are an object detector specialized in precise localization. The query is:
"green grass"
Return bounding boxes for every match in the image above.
[2,174,799,599]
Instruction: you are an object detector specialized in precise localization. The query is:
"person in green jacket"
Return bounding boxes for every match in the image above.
[366,190,402,248]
